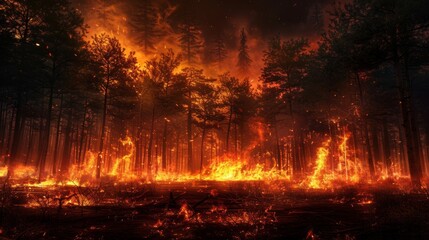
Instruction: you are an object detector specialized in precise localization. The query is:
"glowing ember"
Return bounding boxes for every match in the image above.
[179,203,193,221]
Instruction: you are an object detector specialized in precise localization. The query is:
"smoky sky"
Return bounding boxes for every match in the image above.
[72,0,334,69]
[74,0,333,43]
[167,0,333,39]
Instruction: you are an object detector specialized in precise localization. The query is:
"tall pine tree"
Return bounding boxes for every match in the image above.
[128,0,158,54]
[211,34,227,70]
[237,28,252,76]
[179,23,202,65]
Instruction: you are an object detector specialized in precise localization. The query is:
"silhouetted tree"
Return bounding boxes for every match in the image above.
[143,49,184,178]
[193,82,224,175]
[211,35,227,70]
[128,0,159,54]
[89,33,137,179]
[179,23,202,65]
[237,28,252,76]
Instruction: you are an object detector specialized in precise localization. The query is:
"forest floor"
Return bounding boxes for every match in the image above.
[0,181,428,239]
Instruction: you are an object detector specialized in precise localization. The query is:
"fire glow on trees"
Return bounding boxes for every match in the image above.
[1,0,429,238]
[1,0,428,189]
[0,132,410,189]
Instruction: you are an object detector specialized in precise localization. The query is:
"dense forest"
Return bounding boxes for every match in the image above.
[1,0,429,188]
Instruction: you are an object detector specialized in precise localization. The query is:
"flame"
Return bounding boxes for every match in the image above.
[110,136,135,177]
[67,151,98,186]
[304,132,369,189]
[179,203,193,221]
[0,166,7,177]
[0,165,37,180]
[0,132,414,190]
[308,139,331,189]
[201,158,287,181]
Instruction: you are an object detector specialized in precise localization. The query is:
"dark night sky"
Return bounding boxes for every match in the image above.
[159,0,334,60]
[74,0,333,46]
[166,0,332,38]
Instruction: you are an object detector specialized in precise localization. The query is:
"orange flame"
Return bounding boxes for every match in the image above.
[307,139,331,189]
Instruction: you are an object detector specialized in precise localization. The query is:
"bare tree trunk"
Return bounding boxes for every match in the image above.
[77,101,88,167]
[397,120,408,175]
[0,100,3,152]
[25,119,34,166]
[200,123,206,177]
[155,131,159,175]
[187,96,193,173]
[0,100,5,156]
[147,105,155,180]
[176,131,180,172]
[234,115,238,159]
[142,130,147,173]
[285,144,290,175]
[38,62,58,182]
[60,107,73,176]
[382,120,392,176]
[8,92,24,173]
[52,93,63,175]
[274,121,281,170]
[425,128,429,175]
[393,33,422,186]
[354,72,375,177]
[97,80,109,179]
[135,101,144,172]
[6,109,16,161]
[225,105,232,154]
[372,124,381,168]
[162,119,168,170]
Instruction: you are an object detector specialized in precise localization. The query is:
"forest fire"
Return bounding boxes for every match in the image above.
[1,0,429,239]
[0,134,409,190]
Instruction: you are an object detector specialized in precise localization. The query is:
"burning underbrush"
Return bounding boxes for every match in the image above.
[0,133,417,192]
[147,201,278,239]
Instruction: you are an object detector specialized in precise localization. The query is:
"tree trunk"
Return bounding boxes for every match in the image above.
[38,82,55,182]
[274,121,281,170]
[382,120,392,176]
[6,109,16,161]
[142,130,147,173]
[147,105,155,180]
[8,92,25,174]
[234,115,238,159]
[135,101,144,172]
[77,101,88,167]
[97,81,109,179]
[200,123,206,177]
[52,93,63,175]
[61,107,73,175]
[397,120,408,175]
[162,119,168,170]
[25,119,34,165]
[176,131,180,172]
[372,124,381,167]
[187,96,193,173]
[225,105,232,154]
[354,72,375,177]
[395,58,422,186]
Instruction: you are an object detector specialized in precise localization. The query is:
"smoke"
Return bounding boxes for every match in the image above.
[72,0,334,83]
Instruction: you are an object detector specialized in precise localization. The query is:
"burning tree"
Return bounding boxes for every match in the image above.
[88,34,137,179]
[142,49,184,178]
